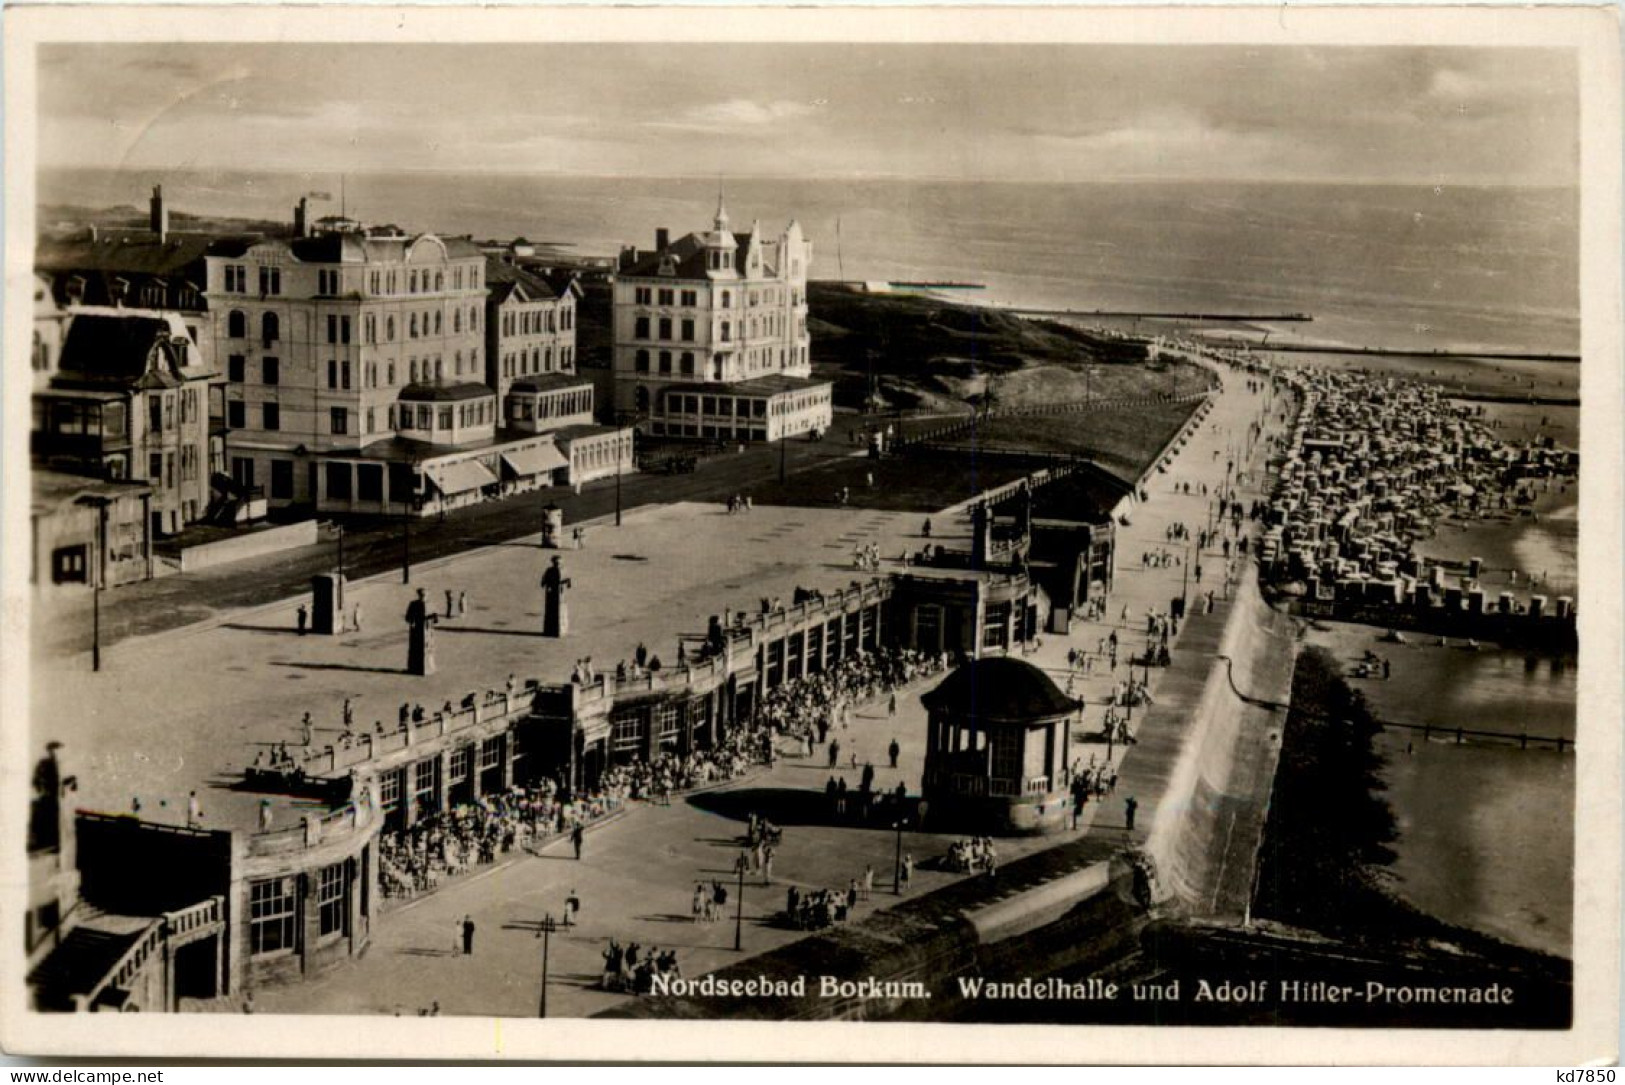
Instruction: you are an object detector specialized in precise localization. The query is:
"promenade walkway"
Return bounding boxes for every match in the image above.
[242,360,1293,1018]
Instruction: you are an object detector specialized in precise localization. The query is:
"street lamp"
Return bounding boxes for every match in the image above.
[778,430,788,484]
[892,817,908,895]
[733,852,747,951]
[85,495,113,673]
[336,522,346,581]
[400,501,412,584]
[535,912,557,1018]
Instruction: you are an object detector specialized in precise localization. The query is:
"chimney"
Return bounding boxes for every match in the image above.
[149,184,168,243]
[295,197,310,238]
[655,228,670,251]
[619,245,639,271]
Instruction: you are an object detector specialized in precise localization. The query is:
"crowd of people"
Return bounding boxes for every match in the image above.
[758,645,947,746]
[378,781,621,901]
[946,837,999,875]
[601,939,682,994]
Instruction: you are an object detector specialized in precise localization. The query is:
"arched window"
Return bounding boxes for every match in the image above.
[434,311,442,335]
[470,306,478,331]
[680,351,695,376]
[410,314,419,338]
[635,349,650,373]
[386,316,395,341]
[410,359,419,383]
[721,291,732,309]
[228,310,247,338]
[453,309,462,333]
[435,272,444,291]
[434,358,443,380]
[261,312,279,344]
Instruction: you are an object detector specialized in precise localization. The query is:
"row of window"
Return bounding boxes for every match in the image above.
[248,864,350,957]
[228,401,353,436]
[632,349,701,377]
[499,344,573,379]
[500,305,574,336]
[224,307,483,345]
[633,315,699,342]
[394,400,495,433]
[227,352,484,390]
[631,285,791,309]
[223,263,483,301]
[510,388,591,422]
[661,393,770,419]
[221,265,280,296]
[631,287,700,307]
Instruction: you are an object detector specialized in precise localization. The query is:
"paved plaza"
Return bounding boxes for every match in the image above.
[37,358,1285,1018]
[36,500,921,833]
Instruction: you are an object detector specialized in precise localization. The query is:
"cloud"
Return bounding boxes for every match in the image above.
[652,97,821,132]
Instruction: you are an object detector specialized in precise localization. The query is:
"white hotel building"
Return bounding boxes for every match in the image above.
[611,204,832,442]
[205,223,629,515]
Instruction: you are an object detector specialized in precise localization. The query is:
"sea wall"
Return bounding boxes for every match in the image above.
[1143,566,1297,918]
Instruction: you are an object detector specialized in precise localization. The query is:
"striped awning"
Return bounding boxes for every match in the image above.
[426,459,498,495]
[500,443,568,478]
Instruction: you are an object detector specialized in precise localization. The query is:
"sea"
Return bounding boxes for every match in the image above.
[41,169,1580,357]
[40,167,1583,956]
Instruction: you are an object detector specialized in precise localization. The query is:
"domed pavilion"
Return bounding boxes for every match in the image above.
[919,656,1081,835]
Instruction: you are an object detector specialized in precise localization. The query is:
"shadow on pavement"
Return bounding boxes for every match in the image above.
[437,626,548,638]
[686,786,845,828]
[271,661,411,675]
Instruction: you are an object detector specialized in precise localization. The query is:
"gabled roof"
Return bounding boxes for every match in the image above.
[485,257,559,304]
[53,311,213,389]
[619,231,756,280]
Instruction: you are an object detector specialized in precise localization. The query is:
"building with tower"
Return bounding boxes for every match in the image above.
[612,202,832,440]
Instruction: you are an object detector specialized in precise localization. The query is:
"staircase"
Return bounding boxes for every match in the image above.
[26,924,148,1012]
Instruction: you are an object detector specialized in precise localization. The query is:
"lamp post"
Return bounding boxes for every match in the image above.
[535,912,557,1018]
[87,495,112,673]
[778,429,788,484]
[400,500,412,584]
[893,817,907,895]
[733,852,747,951]
[336,522,346,581]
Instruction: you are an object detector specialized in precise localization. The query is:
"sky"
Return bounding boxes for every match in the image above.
[37,43,1579,186]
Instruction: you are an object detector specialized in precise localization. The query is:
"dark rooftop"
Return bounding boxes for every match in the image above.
[920,656,1079,722]
[398,382,494,403]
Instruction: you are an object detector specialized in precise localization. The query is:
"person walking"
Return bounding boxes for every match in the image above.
[351,601,363,633]
[461,915,476,955]
[296,604,308,636]
[887,693,898,718]
[1125,795,1139,831]
[445,589,456,618]
[887,737,900,769]
[571,822,585,860]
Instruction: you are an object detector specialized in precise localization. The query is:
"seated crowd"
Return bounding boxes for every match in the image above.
[378,780,621,901]
[758,645,947,743]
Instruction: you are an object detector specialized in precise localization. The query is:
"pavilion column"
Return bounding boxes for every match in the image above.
[500,732,516,791]
[436,750,453,815]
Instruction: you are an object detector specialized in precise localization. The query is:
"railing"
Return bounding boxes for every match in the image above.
[83,918,166,1009]
[164,894,225,941]
[248,798,375,856]
[289,689,528,777]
